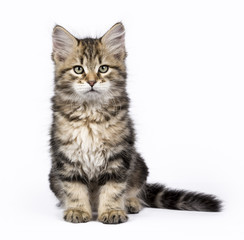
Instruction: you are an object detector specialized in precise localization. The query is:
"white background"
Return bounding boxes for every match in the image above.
[0,0,243,239]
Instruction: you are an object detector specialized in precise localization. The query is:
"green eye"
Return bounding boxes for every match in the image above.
[73,66,84,74]
[98,65,109,73]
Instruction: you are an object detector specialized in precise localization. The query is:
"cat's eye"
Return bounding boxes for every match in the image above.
[98,65,109,73]
[73,66,84,74]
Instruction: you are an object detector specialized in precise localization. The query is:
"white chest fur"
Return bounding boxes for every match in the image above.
[57,115,109,179]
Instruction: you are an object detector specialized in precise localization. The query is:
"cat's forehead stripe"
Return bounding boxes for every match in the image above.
[82,38,97,59]
[77,38,102,67]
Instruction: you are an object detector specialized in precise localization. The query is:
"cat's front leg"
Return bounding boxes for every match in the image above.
[97,161,128,224]
[97,181,128,224]
[62,181,92,223]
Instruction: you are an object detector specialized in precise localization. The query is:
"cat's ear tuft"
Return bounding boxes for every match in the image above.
[52,25,77,62]
[101,22,126,58]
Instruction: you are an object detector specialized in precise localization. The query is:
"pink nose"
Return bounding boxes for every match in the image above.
[88,80,96,87]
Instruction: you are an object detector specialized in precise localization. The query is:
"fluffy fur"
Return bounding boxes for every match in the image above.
[49,23,222,224]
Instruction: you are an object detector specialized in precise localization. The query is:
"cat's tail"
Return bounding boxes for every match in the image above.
[140,183,222,212]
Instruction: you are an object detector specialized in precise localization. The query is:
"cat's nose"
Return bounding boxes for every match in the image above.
[88,80,96,87]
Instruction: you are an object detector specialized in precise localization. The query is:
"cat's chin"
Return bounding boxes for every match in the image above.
[84,90,101,99]
[80,91,110,103]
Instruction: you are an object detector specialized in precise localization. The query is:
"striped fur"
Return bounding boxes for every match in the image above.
[49,23,222,224]
[141,184,221,212]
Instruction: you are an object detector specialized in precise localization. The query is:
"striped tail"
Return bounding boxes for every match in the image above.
[141,183,222,212]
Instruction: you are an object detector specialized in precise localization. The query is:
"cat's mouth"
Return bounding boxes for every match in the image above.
[86,88,99,94]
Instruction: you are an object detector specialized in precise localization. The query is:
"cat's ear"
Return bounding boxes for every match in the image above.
[52,25,78,62]
[101,22,126,58]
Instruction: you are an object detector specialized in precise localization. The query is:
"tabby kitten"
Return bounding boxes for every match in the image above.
[49,23,221,224]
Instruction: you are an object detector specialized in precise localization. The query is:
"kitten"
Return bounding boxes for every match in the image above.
[49,23,222,224]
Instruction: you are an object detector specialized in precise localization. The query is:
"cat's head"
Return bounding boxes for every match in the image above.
[52,23,127,104]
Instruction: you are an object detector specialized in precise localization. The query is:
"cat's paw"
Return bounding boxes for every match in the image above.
[126,198,142,214]
[98,210,128,224]
[64,208,91,223]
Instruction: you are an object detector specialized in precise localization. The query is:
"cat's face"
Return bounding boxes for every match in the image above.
[52,23,127,104]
